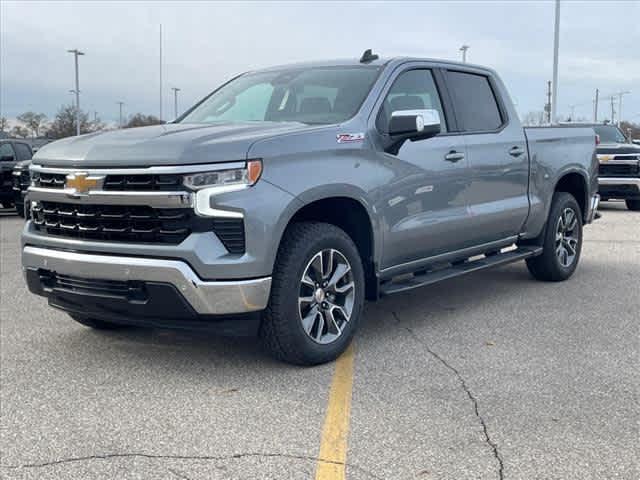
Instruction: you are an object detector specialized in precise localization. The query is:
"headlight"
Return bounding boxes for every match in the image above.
[183,160,262,191]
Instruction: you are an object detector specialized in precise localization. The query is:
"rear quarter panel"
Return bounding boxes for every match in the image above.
[522,127,598,238]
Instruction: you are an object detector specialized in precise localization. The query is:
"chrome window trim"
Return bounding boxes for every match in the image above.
[30,161,246,175]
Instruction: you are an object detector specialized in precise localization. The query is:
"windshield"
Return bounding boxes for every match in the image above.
[594,125,628,144]
[180,66,381,125]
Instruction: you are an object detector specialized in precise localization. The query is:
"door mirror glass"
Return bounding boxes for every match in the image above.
[388,109,441,140]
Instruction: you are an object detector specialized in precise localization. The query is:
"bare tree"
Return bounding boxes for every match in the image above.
[47,104,104,139]
[125,113,164,128]
[10,125,29,138]
[16,112,48,137]
[521,111,546,126]
[0,117,8,133]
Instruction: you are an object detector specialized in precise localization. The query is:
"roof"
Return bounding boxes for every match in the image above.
[250,56,493,74]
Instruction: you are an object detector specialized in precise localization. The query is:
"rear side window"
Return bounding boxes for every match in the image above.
[14,143,32,161]
[447,71,503,132]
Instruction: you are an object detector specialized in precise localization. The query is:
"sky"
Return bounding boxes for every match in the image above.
[1,0,639,126]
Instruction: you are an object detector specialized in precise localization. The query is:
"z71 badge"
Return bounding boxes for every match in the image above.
[337,133,365,143]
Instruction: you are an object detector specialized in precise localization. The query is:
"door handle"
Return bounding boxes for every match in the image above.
[509,146,525,157]
[444,151,465,163]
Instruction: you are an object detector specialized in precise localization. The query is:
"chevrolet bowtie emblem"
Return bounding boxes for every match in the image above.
[65,172,99,193]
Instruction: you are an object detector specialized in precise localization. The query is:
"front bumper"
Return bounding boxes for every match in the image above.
[598,177,640,200]
[22,246,271,316]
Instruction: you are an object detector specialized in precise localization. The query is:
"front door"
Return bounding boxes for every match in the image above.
[372,67,471,271]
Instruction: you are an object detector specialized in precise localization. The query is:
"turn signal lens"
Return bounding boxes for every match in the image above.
[247,159,263,184]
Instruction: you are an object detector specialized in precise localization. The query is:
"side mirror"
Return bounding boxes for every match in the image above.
[1,155,15,162]
[388,109,441,140]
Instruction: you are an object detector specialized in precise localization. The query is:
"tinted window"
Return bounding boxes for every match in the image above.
[376,69,447,133]
[0,143,15,160]
[181,66,380,125]
[593,125,627,144]
[447,71,503,132]
[14,143,32,161]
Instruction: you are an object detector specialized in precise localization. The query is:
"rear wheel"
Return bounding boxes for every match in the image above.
[260,222,365,366]
[69,314,124,330]
[625,199,640,211]
[526,192,583,282]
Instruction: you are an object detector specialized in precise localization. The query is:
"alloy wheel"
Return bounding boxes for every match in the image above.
[555,207,580,268]
[298,249,355,345]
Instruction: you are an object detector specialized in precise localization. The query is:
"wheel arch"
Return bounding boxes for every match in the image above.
[553,169,589,222]
[275,188,380,300]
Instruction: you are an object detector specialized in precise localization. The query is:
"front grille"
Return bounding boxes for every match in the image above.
[32,201,194,244]
[614,154,639,161]
[599,163,639,177]
[212,218,245,254]
[104,174,183,191]
[33,172,66,189]
[39,270,147,301]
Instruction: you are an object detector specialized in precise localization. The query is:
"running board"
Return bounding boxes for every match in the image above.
[379,246,543,296]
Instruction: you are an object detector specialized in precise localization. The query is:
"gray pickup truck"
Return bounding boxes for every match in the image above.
[22,52,599,365]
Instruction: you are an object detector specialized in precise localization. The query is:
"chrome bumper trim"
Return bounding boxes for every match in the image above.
[22,246,271,315]
[30,162,246,176]
[27,187,193,208]
[598,177,640,190]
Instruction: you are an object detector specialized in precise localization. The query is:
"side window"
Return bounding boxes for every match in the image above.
[376,69,447,133]
[447,71,503,132]
[14,143,33,161]
[0,143,16,160]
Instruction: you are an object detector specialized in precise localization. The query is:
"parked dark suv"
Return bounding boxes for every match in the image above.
[0,139,33,210]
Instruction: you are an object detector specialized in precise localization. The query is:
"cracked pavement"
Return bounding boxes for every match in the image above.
[1,202,639,479]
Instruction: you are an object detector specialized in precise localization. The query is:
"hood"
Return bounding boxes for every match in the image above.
[32,122,318,168]
[597,143,640,156]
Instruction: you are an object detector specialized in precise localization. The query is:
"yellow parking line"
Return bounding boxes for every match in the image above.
[315,343,356,480]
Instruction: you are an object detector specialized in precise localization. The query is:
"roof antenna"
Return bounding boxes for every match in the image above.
[360,49,379,64]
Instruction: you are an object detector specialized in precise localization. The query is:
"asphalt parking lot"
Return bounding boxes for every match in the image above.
[0,203,638,480]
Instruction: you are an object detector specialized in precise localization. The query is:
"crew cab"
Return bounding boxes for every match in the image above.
[22,53,599,365]
[593,124,640,211]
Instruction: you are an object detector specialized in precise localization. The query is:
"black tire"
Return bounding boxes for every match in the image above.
[625,199,640,211]
[526,192,583,282]
[69,314,124,330]
[260,222,365,366]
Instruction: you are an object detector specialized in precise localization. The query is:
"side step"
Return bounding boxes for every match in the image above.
[379,246,543,296]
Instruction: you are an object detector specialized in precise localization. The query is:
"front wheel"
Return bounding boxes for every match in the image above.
[260,222,365,366]
[526,192,583,282]
[625,199,640,211]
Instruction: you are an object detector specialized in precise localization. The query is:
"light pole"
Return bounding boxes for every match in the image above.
[171,87,181,119]
[616,91,631,127]
[159,24,163,121]
[551,0,560,124]
[67,49,85,136]
[459,45,470,63]
[116,102,125,128]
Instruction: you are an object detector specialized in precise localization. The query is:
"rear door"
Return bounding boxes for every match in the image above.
[372,66,471,270]
[445,69,529,245]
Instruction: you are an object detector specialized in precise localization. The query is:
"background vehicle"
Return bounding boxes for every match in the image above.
[593,124,640,211]
[12,159,32,218]
[22,54,599,365]
[1,139,32,209]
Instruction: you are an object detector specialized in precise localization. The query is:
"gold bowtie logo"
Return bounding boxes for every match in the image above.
[66,173,99,193]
